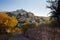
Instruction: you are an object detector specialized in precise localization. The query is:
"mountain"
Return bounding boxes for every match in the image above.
[7,9,49,27]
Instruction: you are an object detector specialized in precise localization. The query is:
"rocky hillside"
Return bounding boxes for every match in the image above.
[7,9,49,27]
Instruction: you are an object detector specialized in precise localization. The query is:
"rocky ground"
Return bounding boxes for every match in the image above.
[9,32,29,40]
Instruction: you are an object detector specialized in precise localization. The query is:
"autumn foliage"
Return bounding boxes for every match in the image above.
[0,12,39,34]
[0,12,18,33]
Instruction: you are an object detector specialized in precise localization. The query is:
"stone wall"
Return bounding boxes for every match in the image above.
[26,25,60,40]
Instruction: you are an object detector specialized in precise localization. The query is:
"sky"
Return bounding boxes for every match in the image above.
[0,0,50,17]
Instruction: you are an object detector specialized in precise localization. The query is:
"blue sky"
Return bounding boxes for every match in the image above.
[0,0,50,17]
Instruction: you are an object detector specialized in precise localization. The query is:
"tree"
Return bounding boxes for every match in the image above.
[0,12,18,33]
[47,0,60,27]
[7,16,18,28]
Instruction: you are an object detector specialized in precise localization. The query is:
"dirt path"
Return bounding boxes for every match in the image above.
[9,33,29,40]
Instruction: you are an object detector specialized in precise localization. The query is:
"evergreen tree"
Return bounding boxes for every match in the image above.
[47,0,60,27]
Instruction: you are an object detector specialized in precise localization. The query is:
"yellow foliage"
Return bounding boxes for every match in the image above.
[24,19,31,25]
[8,16,18,28]
[0,12,18,28]
[12,28,23,33]
[0,12,18,33]
[7,28,23,33]
[7,28,11,33]
[0,13,8,24]
[32,22,39,27]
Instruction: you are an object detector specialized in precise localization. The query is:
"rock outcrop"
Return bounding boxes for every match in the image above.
[7,9,49,27]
